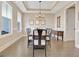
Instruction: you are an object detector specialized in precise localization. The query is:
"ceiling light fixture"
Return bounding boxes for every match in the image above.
[35,1,45,20]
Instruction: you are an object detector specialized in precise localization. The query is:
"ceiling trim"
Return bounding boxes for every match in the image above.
[23,1,52,11]
[22,1,28,11]
[54,2,73,14]
[12,1,74,14]
[50,1,59,10]
[8,1,23,13]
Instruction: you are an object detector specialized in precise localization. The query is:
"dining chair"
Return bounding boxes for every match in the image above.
[46,28,52,48]
[33,29,47,57]
[26,28,33,47]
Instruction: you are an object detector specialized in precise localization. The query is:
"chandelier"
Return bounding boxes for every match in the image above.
[35,1,45,19]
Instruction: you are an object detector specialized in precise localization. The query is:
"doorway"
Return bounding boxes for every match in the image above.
[65,5,75,41]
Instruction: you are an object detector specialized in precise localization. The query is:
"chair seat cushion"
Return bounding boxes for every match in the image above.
[29,37,33,40]
[34,40,45,45]
[34,40,38,45]
[46,37,50,40]
[41,40,45,45]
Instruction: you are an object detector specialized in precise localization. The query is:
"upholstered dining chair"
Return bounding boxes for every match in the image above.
[33,29,47,57]
[26,28,33,47]
[46,28,52,48]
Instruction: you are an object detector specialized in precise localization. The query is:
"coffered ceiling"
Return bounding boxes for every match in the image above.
[23,1,57,11]
[12,1,72,14]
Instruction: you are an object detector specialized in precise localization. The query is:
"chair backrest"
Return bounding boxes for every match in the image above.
[41,29,47,46]
[33,29,47,48]
[33,29,39,45]
[26,28,31,35]
[34,30,38,36]
[42,30,46,36]
[46,28,52,35]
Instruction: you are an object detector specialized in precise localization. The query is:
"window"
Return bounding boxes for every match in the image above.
[1,2,12,35]
[17,11,22,32]
[2,2,12,19]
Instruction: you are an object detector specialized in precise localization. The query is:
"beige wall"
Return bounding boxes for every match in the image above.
[0,2,24,53]
[53,9,65,40]
[53,2,76,41]
[64,2,76,41]
[23,13,54,35]
[0,2,2,35]
[75,2,79,48]
[54,10,65,31]
[65,7,75,41]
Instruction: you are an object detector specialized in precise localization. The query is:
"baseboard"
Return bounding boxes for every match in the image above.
[0,35,23,53]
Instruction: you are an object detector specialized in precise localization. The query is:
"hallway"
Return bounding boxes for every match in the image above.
[0,37,79,57]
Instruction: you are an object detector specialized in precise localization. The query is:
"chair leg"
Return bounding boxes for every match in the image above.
[33,48,34,57]
[49,37,51,48]
[50,40,51,48]
[27,40,29,48]
[45,48,46,57]
[57,35,59,41]
[50,37,51,48]
[62,35,63,41]
[27,36,29,47]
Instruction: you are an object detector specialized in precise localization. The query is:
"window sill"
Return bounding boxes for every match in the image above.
[0,33,12,38]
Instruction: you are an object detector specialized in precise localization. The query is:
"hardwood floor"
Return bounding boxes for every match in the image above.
[0,36,79,57]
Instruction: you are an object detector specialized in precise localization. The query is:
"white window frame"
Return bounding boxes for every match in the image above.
[17,11,22,32]
[1,2,12,36]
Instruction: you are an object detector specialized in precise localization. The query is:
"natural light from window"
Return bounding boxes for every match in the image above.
[1,2,12,35]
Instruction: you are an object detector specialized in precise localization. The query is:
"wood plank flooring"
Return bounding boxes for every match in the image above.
[0,36,79,57]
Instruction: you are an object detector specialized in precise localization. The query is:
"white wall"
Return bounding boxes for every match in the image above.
[0,2,24,53]
[54,10,65,31]
[23,13,54,33]
[53,2,77,41]
[65,7,75,41]
[75,2,79,48]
